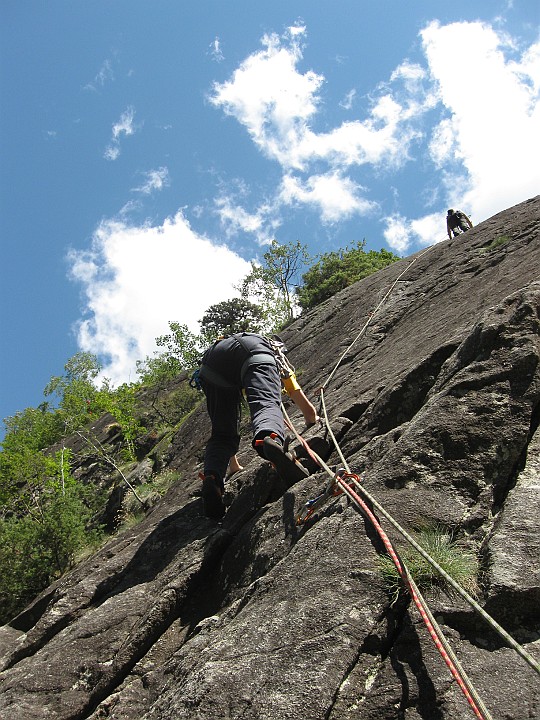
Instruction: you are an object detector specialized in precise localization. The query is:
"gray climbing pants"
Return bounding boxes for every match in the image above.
[199,335,285,481]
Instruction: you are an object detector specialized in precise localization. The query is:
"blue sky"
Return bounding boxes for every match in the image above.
[1,0,539,432]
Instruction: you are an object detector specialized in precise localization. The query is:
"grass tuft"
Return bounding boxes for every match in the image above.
[480,235,511,253]
[378,524,479,599]
[118,469,181,528]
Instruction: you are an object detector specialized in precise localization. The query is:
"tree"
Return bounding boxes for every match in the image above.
[137,322,204,384]
[199,298,266,340]
[1,404,63,456]
[44,352,106,429]
[97,381,145,460]
[238,240,311,329]
[297,241,400,310]
[0,449,100,623]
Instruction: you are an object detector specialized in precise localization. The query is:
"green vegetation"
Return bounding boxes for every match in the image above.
[480,235,511,253]
[0,341,205,623]
[379,524,479,600]
[119,469,181,529]
[0,446,103,622]
[44,352,107,431]
[200,298,266,339]
[297,241,400,310]
[238,239,311,329]
[137,321,204,384]
[1,234,398,623]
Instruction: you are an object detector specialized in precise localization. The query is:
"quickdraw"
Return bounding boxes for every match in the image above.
[296,468,348,525]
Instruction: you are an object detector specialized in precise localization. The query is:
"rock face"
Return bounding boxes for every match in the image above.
[1,197,539,719]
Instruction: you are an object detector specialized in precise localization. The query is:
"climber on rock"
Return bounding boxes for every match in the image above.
[447,208,473,239]
[193,332,319,520]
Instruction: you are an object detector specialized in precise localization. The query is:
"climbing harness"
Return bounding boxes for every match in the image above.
[267,334,302,395]
[282,248,539,720]
[194,333,301,398]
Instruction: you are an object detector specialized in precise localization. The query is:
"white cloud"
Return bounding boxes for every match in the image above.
[104,145,120,162]
[390,61,426,84]
[118,199,142,216]
[112,107,136,139]
[209,21,539,253]
[339,89,356,110]
[132,167,170,194]
[84,59,114,91]
[215,192,281,245]
[68,213,250,385]
[383,211,446,253]
[209,37,224,62]
[428,118,456,168]
[288,23,307,38]
[209,28,434,232]
[382,215,412,255]
[280,172,376,223]
[410,213,446,246]
[382,21,540,253]
[291,95,424,170]
[421,20,540,220]
[104,106,137,161]
[210,31,324,167]
[215,196,263,235]
[210,32,427,173]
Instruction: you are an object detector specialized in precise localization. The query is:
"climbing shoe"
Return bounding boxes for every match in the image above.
[200,474,226,520]
[262,435,309,485]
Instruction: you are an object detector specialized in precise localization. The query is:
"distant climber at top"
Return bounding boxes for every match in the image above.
[447,208,473,239]
[193,332,319,520]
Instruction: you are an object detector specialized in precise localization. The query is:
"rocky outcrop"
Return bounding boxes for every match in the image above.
[1,197,539,719]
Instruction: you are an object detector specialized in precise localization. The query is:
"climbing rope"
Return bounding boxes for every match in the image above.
[283,406,494,720]
[309,254,540,679]
[322,245,433,392]
[336,471,493,720]
[279,245,539,718]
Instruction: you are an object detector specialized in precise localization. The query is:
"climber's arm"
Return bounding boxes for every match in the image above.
[282,374,319,426]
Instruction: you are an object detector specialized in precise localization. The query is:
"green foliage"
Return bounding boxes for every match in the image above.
[480,235,510,253]
[0,441,53,510]
[0,450,102,623]
[169,383,201,421]
[137,322,204,383]
[44,352,107,431]
[297,241,400,310]
[238,240,311,329]
[1,404,63,454]
[199,297,266,340]
[378,525,479,599]
[97,382,145,460]
[0,339,206,622]
[136,353,180,385]
[118,469,181,528]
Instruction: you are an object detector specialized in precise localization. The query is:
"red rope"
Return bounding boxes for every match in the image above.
[284,413,490,718]
[336,474,488,720]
